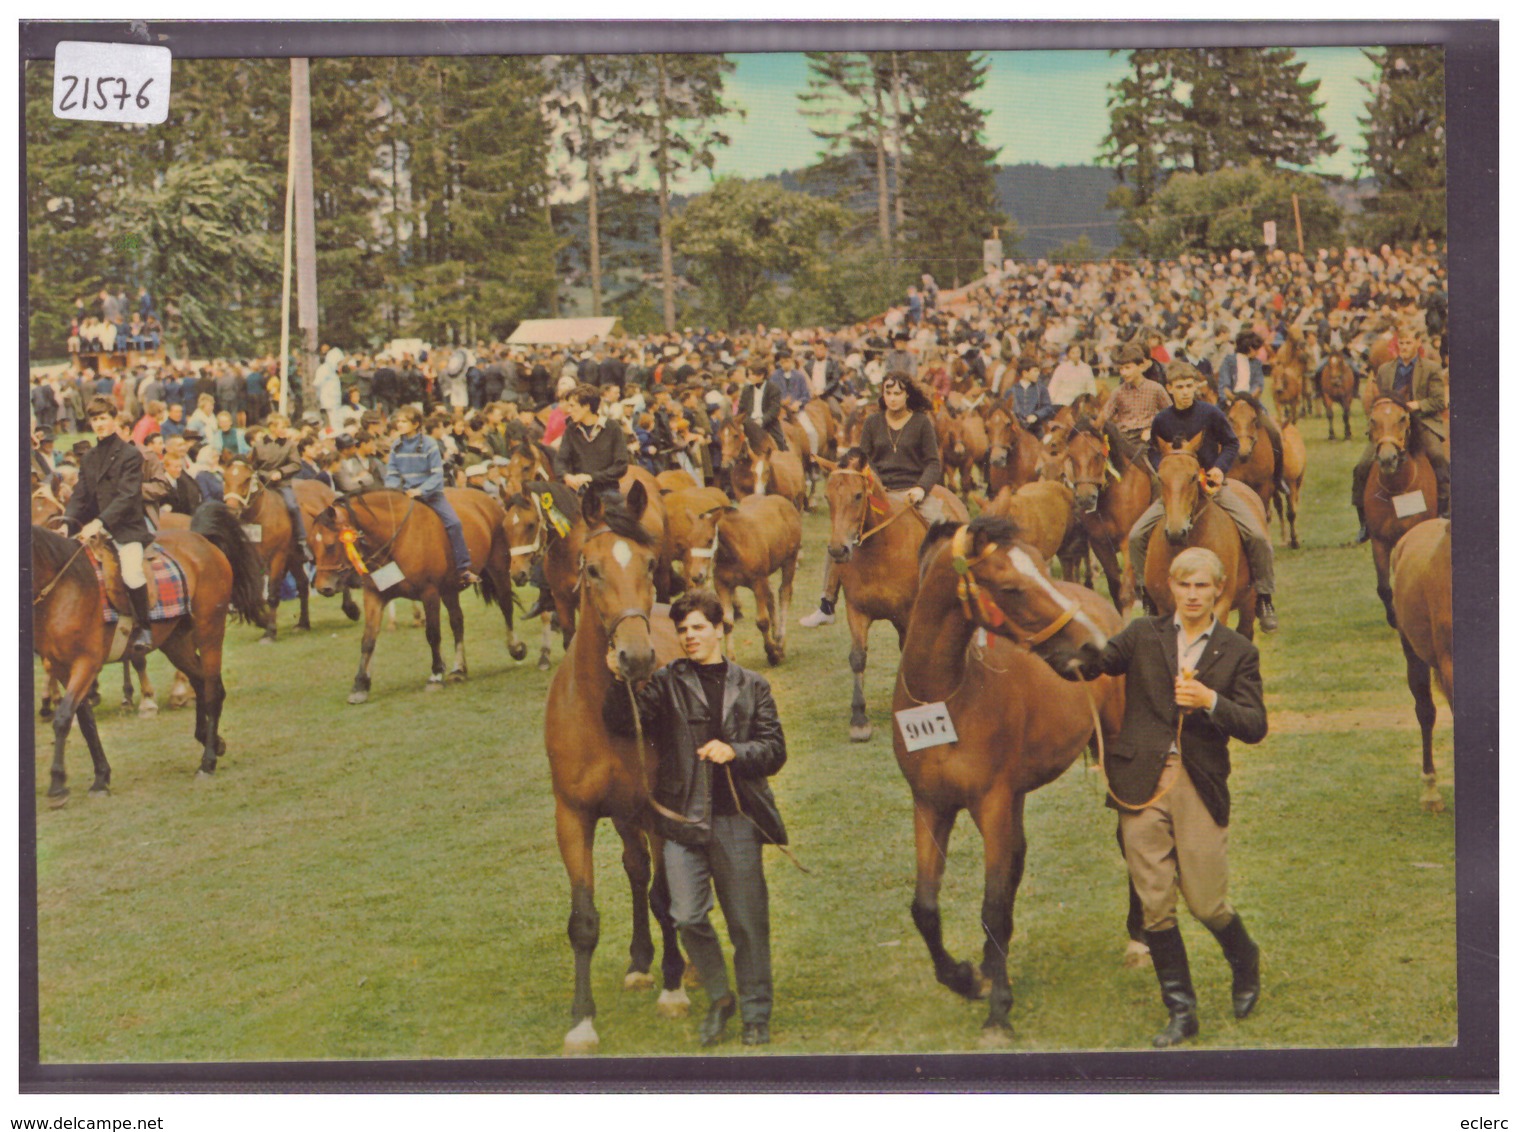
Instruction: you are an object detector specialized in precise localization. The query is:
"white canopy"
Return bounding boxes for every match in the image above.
[506,317,621,346]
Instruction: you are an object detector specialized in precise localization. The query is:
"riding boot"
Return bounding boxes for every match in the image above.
[1144,926,1199,1048]
[1208,913,1261,1019]
[126,584,155,656]
[1255,594,1279,633]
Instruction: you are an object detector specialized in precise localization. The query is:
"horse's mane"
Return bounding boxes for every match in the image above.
[919,514,1023,566]
[836,447,868,472]
[522,479,581,520]
[1229,391,1269,418]
[31,525,96,590]
[589,499,656,547]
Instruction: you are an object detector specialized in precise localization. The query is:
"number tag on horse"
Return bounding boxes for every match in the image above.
[894,702,959,752]
[369,561,405,591]
[240,523,262,543]
[1392,490,1429,519]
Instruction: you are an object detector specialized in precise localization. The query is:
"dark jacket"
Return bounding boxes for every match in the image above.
[1072,615,1267,826]
[372,366,400,405]
[62,433,153,545]
[859,410,942,493]
[735,378,787,451]
[162,471,203,517]
[554,419,629,491]
[603,659,788,847]
[1146,400,1241,474]
[251,436,301,480]
[294,460,336,490]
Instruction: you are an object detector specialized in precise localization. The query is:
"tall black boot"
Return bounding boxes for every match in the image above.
[1144,926,1199,1048]
[126,584,155,656]
[1209,913,1261,1019]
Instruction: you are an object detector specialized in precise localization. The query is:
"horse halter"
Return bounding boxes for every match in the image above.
[688,506,729,562]
[508,494,548,559]
[1369,398,1412,456]
[948,526,1076,647]
[223,462,262,511]
[831,466,903,546]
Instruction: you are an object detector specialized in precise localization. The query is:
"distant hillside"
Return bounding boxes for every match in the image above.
[993,163,1124,258]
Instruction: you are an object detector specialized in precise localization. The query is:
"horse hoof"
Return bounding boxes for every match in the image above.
[424,680,444,693]
[138,698,159,718]
[1122,940,1153,969]
[169,694,192,711]
[849,723,873,743]
[446,669,466,685]
[347,690,369,705]
[509,642,529,662]
[216,736,227,757]
[1421,796,1446,814]
[89,785,110,798]
[195,769,214,782]
[38,706,54,722]
[765,647,783,667]
[656,988,691,1019]
[537,653,552,672]
[258,635,276,645]
[563,1018,599,1056]
[47,790,69,810]
[979,1023,1015,1049]
[342,604,361,622]
[623,971,655,991]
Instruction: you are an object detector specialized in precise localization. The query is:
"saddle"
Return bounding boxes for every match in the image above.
[87,538,190,628]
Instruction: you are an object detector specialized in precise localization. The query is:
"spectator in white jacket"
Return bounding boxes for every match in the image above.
[1047,343,1099,406]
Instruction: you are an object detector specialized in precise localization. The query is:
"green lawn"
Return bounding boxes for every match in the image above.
[30,403,1456,1061]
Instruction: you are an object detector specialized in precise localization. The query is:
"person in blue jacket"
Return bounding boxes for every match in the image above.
[384,405,477,586]
[1007,352,1057,435]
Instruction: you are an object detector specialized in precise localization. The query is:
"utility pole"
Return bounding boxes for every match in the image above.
[277,99,296,418]
[291,58,319,410]
[1291,192,1305,253]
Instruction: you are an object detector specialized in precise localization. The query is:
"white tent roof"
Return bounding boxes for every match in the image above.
[506,317,621,346]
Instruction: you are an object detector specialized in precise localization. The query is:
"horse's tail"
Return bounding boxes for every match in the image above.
[477,566,514,627]
[191,501,270,625]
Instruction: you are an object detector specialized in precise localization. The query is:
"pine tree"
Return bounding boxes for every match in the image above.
[899,51,1006,288]
[1355,45,1446,244]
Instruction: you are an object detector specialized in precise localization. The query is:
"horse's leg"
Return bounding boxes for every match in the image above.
[1373,540,1397,628]
[422,591,446,692]
[261,550,285,642]
[648,848,691,1016]
[340,583,361,622]
[347,587,385,705]
[1285,481,1300,550]
[293,558,312,631]
[972,789,1025,1042]
[1343,399,1353,441]
[845,604,873,742]
[1401,635,1444,813]
[776,554,797,656]
[442,589,467,683]
[1324,396,1336,440]
[718,583,738,663]
[538,612,555,672]
[47,660,98,805]
[120,658,135,712]
[135,654,161,717]
[39,674,58,721]
[555,800,602,1054]
[1091,527,1127,610]
[74,697,112,796]
[909,800,982,999]
[611,817,656,989]
[752,574,782,666]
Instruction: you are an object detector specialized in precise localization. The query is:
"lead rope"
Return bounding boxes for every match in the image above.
[32,538,90,605]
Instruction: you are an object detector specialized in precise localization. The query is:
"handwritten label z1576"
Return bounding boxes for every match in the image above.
[53,41,171,125]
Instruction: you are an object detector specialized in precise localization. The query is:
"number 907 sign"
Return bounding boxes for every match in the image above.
[894,701,959,753]
[53,41,172,125]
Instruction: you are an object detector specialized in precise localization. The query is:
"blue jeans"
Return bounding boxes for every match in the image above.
[419,491,471,573]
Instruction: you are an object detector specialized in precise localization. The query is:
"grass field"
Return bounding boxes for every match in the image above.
[29,405,1457,1062]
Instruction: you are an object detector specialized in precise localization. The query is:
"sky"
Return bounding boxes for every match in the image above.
[696,47,1378,186]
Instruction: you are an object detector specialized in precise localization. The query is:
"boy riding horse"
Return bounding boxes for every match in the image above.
[385,405,479,588]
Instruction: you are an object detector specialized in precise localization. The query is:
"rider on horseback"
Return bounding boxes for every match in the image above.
[384,405,479,588]
[800,373,942,628]
[250,414,314,564]
[1350,326,1449,541]
[61,397,155,657]
[1215,331,1287,503]
[1128,363,1281,633]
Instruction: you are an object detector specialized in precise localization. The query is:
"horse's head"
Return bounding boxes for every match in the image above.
[1369,398,1414,477]
[1062,430,1109,514]
[717,418,748,467]
[983,404,1014,467]
[681,504,729,588]
[1227,397,1260,461]
[580,481,659,684]
[222,460,256,513]
[1154,434,1207,546]
[819,450,877,563]
[944,517,1108,676]
[307,502,358,597]
[940,415,968,462]
[502,493,544,587]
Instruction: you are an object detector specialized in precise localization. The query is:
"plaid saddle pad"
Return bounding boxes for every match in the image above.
[89,545,191,623]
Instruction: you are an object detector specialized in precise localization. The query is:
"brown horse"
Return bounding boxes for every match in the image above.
[31,504,268,803]
[1225,394,1301,548]
[1390,518,1453,813]
[935,411,984,497]
[655,469,700,495]
[1364,398,1440,627]
[897,515,1125,1041]
[816,453,970,741]
[502,481,584,671]
[307,487,527,703]
[678,494,802,666]
[222,460,360,639]
[1268,327,1310,425]
[1317,353,1358,440]
[976,480,1078,565]
[835,397,869,453]
[543,484,689,1055]
[1144,437,1264,638]
[981,401,1043,497]
[716,417,807,512]
[1053,424,1151,609]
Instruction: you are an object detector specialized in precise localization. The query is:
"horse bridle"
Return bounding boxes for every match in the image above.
[948,526,1078,648]
[830,467,919,547]
[579,526,653,646]
[1369,397,1412,460]
[223,461,263,512]
[508,493,548,559]
[688,505,730,563]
